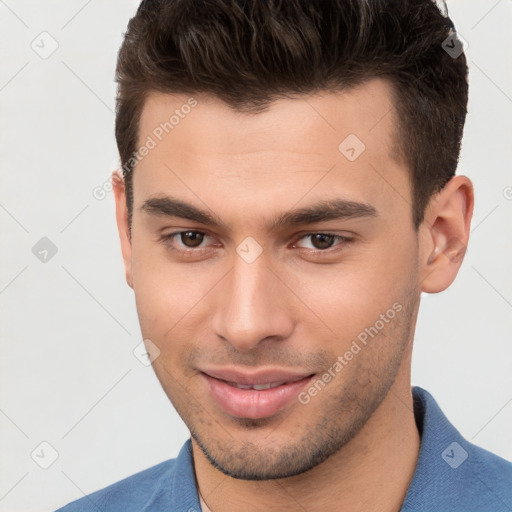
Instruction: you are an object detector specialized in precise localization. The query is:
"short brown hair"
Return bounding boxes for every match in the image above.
[115,0,468,229]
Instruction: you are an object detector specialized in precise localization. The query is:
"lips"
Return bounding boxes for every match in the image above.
[202,367,312,386]
[227,381,290,390]
[200,368,315,419]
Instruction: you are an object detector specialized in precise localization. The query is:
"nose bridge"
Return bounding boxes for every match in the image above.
[212,254,293,351]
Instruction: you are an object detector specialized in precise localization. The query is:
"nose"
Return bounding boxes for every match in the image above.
[211,252,295,352]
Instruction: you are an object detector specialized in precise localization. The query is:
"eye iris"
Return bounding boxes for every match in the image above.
[311,233,334,249]
[181,231,204,247]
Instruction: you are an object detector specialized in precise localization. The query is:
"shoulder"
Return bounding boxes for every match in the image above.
[466,441,512,507]
[430,437,512,511]
[403,387,512,511]
[54,458,177,512]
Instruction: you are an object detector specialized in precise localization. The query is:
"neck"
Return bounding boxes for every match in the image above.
[193,377,420,512]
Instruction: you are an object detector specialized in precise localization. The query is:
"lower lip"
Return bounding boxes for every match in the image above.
[202,373,314,419]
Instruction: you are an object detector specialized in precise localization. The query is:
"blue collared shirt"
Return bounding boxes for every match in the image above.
[55,387,512,511]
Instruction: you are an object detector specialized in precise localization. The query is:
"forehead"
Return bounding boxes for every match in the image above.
[133,78,411,228]
[139,78,399,156]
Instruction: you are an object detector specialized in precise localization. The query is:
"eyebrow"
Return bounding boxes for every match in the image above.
[141,195,378,231]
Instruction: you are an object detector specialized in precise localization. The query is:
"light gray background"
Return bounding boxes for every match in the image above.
[0,1,511,511]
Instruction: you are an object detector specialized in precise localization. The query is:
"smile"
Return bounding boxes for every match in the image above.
[200,369,315,419]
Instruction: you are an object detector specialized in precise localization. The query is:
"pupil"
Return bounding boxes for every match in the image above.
[182,231,203,247]
[312,234,334,249]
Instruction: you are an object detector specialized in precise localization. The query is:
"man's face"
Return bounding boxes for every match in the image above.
[122,78,422,479]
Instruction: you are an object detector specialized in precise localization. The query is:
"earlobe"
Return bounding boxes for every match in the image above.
[420,175,474,294]
[112,170,134,289]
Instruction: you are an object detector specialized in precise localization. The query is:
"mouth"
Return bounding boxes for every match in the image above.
[200,368,315,420]
[224,378,304,390]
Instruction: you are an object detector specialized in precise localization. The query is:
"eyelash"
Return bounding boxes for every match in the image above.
[160,230,353,256]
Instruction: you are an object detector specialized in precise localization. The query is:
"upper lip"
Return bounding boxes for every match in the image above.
[201,367,314,386]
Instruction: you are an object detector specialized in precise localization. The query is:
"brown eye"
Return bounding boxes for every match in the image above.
[310,233,336,249]
[180,231,204,247]
[294,233,352,252]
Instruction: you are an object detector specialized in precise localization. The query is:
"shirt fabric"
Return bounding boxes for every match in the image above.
[55,386,512,511]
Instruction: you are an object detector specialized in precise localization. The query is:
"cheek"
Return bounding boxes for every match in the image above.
[130,241,220,343]
[293,239,417,344]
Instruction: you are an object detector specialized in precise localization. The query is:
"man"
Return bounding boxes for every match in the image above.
[56,0,512,510]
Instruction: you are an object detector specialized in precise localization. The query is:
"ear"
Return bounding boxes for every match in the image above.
[419,175,474,293]
[112,170,134,289]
